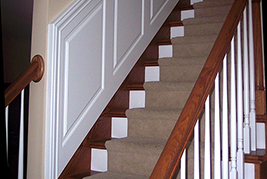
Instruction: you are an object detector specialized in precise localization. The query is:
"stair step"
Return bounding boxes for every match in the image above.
[172,41,213,58]
[171,34,217,45]
[100,137,208,178]
[124,83,144,90]
[106,137,166,176]
[143,59,158,66]
[126,108,182,139]
[193,0,233,9]
[83,171,148,179]
[158,56,206,67]
[194,4,232,18]
[183,16,226,25]
[145,89,191,109]
[160,64,203,82]
[169,21,183,27]
[89,139,109,149]
[144,81,195,91]
[184,22,223,36]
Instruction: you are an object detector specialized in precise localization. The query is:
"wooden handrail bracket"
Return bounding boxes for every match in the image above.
[4,55,44,107]
[31,55,45,82]
[150,0,247,178]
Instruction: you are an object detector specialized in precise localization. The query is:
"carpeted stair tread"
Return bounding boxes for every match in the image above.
[172,41,214,57]
[183,16,226,26]
[158,56,206,66]
[83,171,148,179]
[144,81,195,91]
[126,108,182,139]
[145,90,191,109]
[106,137,166,176]
[171,34,217,45]
[183,22,223,36]
[105,137,166,154]
[194,4,232,18]
[160,64,204,82]
[126,107,182,120]
[193,0,233,8]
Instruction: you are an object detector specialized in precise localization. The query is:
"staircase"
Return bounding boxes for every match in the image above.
[82,0,266,178]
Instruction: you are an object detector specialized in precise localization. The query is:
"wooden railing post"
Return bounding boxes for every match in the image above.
[252,0,266,118]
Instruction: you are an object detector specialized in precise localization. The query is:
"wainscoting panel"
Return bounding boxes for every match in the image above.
[46,0,179,178]
[113,0,144,74]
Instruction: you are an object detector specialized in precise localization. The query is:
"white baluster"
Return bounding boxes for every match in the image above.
[230,37,237,179]
[194,119,200,179]
[214,73,221,179]
[236,21,244,179]
[5,106,9,165]
[204,95,211,179]
[222,55,229,179]
[248,0,256,151]
[18,89,25,179]
[243,6,251,154]
[181,149,187,179]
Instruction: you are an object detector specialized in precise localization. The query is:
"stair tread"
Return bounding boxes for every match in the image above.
[171,34,217,44]
[106,137,166,154]
[183,22,224,36]
[83,171,148,179]
[144,81,195,91]
[193,0,233,9]
[245,149,267,162]
[126,107,182,120]
[183,16,226,25]
[158,56,206,66]
[194,4,232,18]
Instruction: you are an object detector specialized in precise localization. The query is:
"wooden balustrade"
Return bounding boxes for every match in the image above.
[4,55,44,107]
[150,0,248,178]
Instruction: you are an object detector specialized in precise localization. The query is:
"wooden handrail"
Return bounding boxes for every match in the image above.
[4,55,44,107]
[150,0,247,178]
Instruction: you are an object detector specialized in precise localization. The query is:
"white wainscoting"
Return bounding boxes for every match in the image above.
[45,0,179,178]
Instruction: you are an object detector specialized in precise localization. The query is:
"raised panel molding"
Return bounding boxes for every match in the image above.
[46,0,179,178]
[63,2,104,144]
[113,0,144,74]
[150,0,170,24]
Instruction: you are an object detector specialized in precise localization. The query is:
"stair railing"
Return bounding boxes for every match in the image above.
[150,0,264,178]
[4,54,44,179]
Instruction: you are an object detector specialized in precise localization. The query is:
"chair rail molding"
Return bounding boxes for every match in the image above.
[45,0,179,178]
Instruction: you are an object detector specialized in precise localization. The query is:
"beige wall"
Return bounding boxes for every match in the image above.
[27,0,73,178]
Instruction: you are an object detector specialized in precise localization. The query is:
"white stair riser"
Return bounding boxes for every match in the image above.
[129,91,146,109]
[257,123,266,149]
[91,148,108,172]
[181,9,195,20]
[145,66,160,82]
[171,26,184,38]
[191,0,203,5]
[159,45,173,58]
[112,117,128,139]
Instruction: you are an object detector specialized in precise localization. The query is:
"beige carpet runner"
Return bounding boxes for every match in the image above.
[86,0,233,178]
